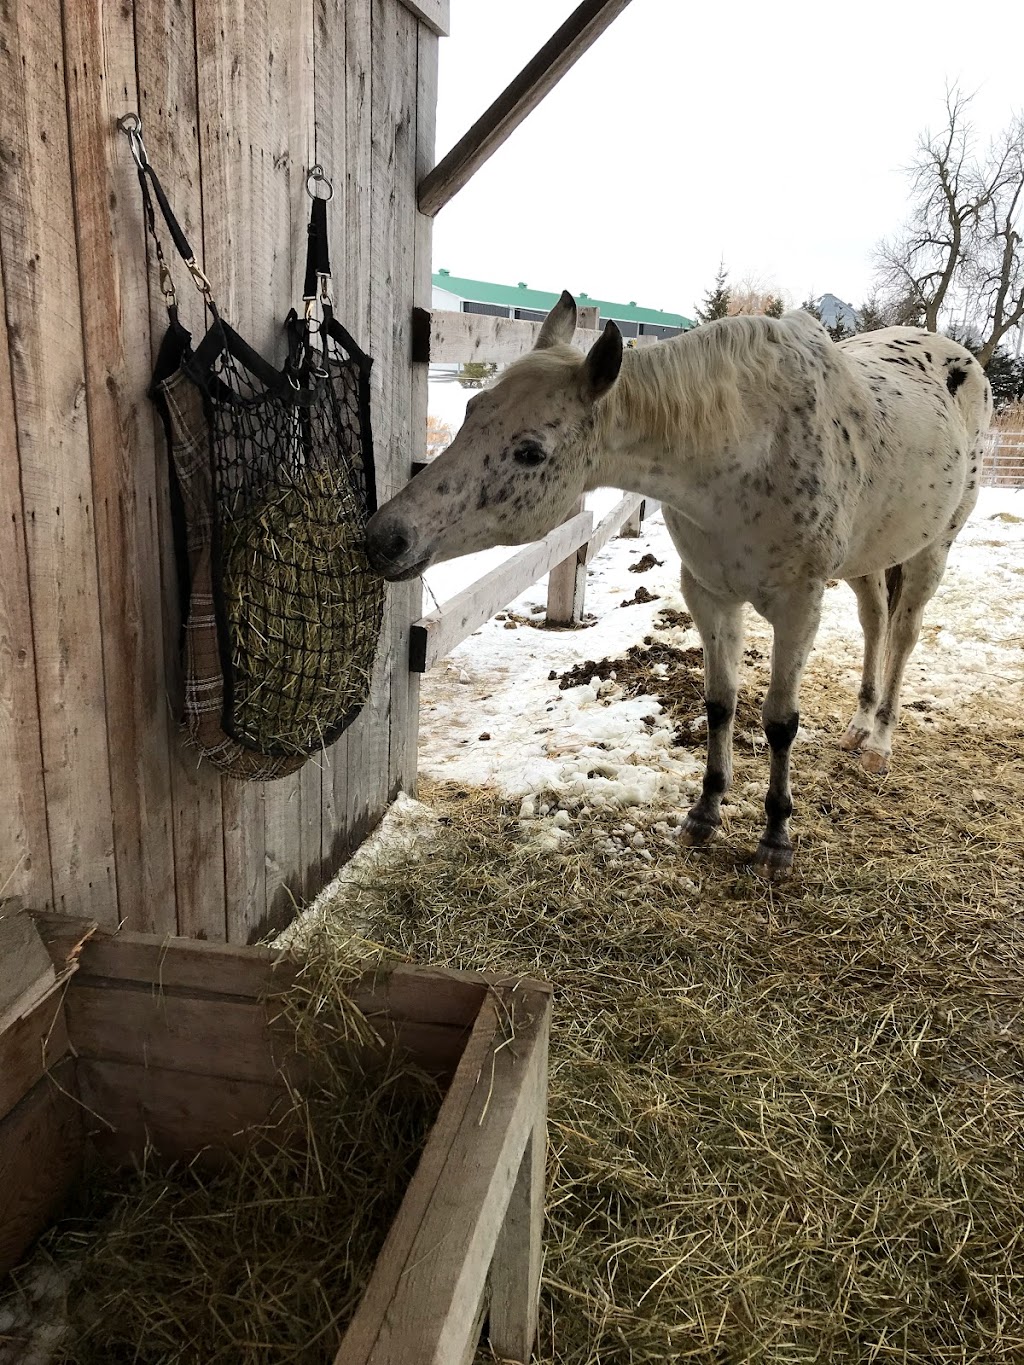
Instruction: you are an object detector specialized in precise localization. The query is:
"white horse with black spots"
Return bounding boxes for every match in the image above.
[367,294,992,876]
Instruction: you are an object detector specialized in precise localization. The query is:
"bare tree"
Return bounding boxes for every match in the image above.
[874,90,1024,364]
[726,274,786,317]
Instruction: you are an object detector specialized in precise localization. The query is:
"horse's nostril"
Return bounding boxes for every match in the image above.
[381,529,409,562]
[367,522,411,568]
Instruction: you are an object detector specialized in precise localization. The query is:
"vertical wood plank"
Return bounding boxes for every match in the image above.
[488,1068,548,1360]
[372,0,419,807]
[134,0,228,940]
[311,0,349,884]
[192,0,266,944]
[0,0,117,922]
[257,0,316,934]
[286,1,324,907]
[397,16,438,797]
[0,257,52,909]
[322,0,391,877]
[62,0,177,934]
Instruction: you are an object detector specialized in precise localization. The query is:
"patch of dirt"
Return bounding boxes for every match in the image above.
[990,511,1023,524]
[620,585,659,607]
[628,553,664,573]
[655,607,692,630]
[555,640,767,743]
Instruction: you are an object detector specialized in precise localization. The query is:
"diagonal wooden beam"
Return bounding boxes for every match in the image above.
[417,0,633,217]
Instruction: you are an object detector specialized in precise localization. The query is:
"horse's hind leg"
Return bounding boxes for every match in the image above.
[841,572,886,752]
[860,547,950,775]
[677,568,745,847]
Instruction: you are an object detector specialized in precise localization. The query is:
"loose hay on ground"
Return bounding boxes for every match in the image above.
[309,661,1024,1364]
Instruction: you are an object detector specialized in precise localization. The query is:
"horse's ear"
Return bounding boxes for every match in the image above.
[535,290,577,349]
[580,320,623,402]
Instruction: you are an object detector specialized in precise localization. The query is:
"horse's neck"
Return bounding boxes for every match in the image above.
[588,341,711,503]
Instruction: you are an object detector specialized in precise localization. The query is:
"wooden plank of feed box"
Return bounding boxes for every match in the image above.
[0,1058,83,1276]
[0,906,57,1033]
[0,987,71,1123]
[337,980,552,1364]
[65,985,301,1086]
[76,1058,290,1165]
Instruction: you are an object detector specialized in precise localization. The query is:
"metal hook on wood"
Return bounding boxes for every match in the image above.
[117,112,149,171]
[306,164,334,201]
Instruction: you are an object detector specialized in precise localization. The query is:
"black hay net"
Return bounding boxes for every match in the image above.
[199,312,384,759]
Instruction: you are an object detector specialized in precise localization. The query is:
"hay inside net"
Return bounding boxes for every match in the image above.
[7,934,439,1365]
[220,469,384,756]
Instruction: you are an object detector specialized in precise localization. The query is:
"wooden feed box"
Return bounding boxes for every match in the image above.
[0,911,551,1365]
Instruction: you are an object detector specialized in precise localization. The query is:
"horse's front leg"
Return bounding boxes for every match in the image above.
[756,582,824,877]
[677,569,745,846]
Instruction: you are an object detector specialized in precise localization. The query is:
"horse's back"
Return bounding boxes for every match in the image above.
[837,327,992,440]
[831,328,991,576]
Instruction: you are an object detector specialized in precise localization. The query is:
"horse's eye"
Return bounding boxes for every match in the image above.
[513,441,547,467]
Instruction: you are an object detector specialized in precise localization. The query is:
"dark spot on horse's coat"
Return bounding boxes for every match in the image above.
[946,367,967,395]
[924,351,933,364]
[841,425,850,442]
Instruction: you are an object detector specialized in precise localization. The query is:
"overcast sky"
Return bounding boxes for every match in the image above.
[431,0,1024,321]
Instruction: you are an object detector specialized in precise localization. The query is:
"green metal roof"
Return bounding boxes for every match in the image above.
[432,270,693,329]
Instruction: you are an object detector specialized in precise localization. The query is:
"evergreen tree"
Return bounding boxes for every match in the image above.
[695,262,731,323]
[457,361,498,390]
[857,296,887,332]
[827,315,852,343]
[800,297,823,322]
[984,346,1024,410]
[764,295,785,318]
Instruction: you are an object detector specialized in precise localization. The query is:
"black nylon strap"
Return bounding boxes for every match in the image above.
[303,196,331,299]
[143,162,196,264]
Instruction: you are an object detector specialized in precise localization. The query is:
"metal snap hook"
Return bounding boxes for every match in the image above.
[117,112,149,171]
[306,164,334,201]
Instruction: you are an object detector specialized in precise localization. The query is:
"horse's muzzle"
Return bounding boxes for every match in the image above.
[365,511,431,581]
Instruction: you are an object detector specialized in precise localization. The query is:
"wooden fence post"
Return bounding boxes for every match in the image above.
[545,306,598,625]
[545,499,588,625]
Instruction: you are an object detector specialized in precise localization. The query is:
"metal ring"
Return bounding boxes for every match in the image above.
[306,164,334,201]
[117,112,142,135]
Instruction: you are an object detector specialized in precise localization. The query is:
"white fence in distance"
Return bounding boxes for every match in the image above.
[982,430,1024,487]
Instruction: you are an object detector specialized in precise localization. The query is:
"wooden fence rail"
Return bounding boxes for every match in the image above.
[409,495,662,672]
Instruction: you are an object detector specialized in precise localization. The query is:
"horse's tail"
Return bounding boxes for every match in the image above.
[885,564,904,618]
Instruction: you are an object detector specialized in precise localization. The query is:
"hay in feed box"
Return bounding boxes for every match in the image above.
[14,933,439,1365]
[220,467,384,757]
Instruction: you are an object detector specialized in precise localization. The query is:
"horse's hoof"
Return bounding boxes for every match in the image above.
[860,748,890,776]
[679,812,719,847]
[840,724,868,752]
[752,841,793,879]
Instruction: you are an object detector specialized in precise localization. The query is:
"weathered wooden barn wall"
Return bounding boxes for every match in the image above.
[0,0,440,941]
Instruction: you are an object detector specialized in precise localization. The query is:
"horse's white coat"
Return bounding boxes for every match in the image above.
[366,295,992,873]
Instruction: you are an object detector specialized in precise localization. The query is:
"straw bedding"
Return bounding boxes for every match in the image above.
[4,643,1022,1363]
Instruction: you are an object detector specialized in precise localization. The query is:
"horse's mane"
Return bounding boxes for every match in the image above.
[506,311,821,450]
[606,313,814,448]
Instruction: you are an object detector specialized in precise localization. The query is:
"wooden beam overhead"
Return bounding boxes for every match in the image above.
[397,0,450,37]
[417,0,633,217]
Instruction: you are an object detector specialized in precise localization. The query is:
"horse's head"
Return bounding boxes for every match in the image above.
[366,291,623,580]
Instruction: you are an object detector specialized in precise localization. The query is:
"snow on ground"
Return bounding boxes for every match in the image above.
[418,488,1024,820]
